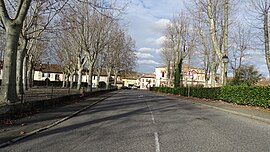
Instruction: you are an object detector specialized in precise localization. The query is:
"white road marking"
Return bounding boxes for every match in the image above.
[146,103,160,151]
[154,132,160,152]
[146,103,155,124]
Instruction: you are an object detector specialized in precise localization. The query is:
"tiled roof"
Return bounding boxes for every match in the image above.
[34,64,63,73]
[141,74,156,78]
[156,64,203,70]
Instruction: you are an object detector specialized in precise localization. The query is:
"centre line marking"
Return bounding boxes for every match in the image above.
[146,103,155,124]
[154,132,160,152]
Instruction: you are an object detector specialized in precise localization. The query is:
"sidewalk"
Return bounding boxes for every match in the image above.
[0,90,118,148]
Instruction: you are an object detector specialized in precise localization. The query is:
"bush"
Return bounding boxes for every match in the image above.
[220,86,270,108]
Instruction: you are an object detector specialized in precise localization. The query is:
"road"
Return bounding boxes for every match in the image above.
[2,90,270,152]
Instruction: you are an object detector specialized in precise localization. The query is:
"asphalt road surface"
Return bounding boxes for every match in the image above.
[2,90,270,152]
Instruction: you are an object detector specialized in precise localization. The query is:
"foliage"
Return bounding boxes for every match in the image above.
[220,86,270,108]
[229,65,262,86]
[153,86,270,108]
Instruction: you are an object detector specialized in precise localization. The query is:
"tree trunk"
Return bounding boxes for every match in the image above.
[223,0,229,85]
[16,37,27,95]
[114,70,118,87]
[87,65,94,93]
[166,61,171,86]
[96,69,101,88]
[77,68,83,90]
[264,10,270,81]
[207,0,224,85]
[70,72,75,89]
[27,56,34,89]
[62,73,66,88]
[106,67,112,89]
[0,25,21,104]
[23,55,28,91]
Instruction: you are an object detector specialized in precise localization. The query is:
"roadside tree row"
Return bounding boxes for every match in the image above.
[0,0,136,104]
[161,0,266,88]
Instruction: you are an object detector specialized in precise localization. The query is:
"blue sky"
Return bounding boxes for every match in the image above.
[124,0,184,74]
[123,0,269,78]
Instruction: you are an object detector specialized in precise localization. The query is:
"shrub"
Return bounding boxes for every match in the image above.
[220,86,270,108]
[151,85,270,108]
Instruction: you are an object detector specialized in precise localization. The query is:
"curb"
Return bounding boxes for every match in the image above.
[0,92,118,148]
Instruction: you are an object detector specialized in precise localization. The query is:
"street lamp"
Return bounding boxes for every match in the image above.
[222,55,229,86]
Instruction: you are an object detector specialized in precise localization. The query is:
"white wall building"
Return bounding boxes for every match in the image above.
[140,74,156,90]
[155,65,210,87]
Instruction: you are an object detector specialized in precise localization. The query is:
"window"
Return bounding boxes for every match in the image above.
[142,79,144,82]
[55,74,60,81]
[153,80,156,83]
[48,73,50,77]
[42,73,45,77]
[198,76,200,80]
[162,72,165,77]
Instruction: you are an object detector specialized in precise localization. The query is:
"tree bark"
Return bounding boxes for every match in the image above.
[77,68,83,90]
[16,36,27,95]
[264,9,270,81]
[1,25,21,103]
[0,0,31,104]
[23,55,28,91]
[27,55,33,89]
[87,66,93,93]
[106,67,112,89]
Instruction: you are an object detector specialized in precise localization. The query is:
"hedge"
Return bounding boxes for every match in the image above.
[151,86,270,108]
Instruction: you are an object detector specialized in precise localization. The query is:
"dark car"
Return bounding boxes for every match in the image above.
[121,86,131,89]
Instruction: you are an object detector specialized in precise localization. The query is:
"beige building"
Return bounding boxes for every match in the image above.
[140,73,156,90]
[122,77,140,88]
[155,64,209,87]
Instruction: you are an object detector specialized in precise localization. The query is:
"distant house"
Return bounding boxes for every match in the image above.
[155,64,217,87]
[140,73,156,90]
[34,63,64,81]
[122,77,140,88]
[0,61,123,87]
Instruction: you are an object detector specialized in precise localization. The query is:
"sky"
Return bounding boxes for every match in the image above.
[123,0,184,74]
[123,0,270,78]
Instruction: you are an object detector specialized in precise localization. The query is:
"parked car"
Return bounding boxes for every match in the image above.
[121,86,131,90]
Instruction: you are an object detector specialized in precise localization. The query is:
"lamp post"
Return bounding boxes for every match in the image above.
[222,55,229,86]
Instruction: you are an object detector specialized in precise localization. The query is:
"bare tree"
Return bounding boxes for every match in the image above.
[163,12,196,88]
[230,22,252,76]
[248,0,270,81]
[0,0,31,104]
[160,39,173,86]
[18,0,69,93]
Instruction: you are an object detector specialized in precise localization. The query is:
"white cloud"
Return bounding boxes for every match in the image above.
[136,52,154,59]
[145,36,166,48]
[124,0,185,73]
[149,19,170,33]
[138,47,156,53]
[138,59,159,65]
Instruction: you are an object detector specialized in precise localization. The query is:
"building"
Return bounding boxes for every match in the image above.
[34,63,64,81]
[140,73,156,90]
[155,64,209,87]
[122,77,140,88]
[0,61,123,88]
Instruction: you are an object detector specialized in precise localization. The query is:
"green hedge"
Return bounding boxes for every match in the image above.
[220,86,270,108]
[151,86,270,108]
